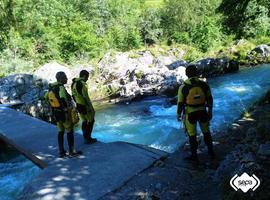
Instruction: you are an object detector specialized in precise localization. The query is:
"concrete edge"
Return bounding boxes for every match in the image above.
[0,133,47,169]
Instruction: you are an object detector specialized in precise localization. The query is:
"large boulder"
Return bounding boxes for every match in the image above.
[252,44,270,57]
[16,100,52,122]
[34,61,94,91]
[166,60,188,70]
[98,51,187,100]
[0,74,47,104]
[196,58,239,77]
[34,61,71,83]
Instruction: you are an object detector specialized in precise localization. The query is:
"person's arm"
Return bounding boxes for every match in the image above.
[82,83,95,114]
[59,86,68,110]
[177,85,185,121]
[206,84,213,120]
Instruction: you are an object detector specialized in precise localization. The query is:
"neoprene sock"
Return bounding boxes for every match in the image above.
[189,136,198,158]
[87,120,95,138]
[203,132,215,156]
[58,131,65,153]
[67,131,74,153]
[82,121,90,140]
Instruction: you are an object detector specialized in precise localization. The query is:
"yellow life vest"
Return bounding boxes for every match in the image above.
[48,85,61,108]
[184,82,206,107]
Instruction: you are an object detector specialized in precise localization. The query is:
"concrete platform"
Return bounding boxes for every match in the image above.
[0,107,167,200]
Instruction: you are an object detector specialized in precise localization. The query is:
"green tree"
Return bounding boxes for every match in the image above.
[191,16,224,52]
[139,8,162,45]
[242,1,270,37]
[218,0,270,37]
[60,17,103,60]
[162,0,221,44]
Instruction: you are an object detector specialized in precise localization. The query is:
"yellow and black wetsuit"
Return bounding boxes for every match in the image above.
[71,78,96,143]
[177,77,214,159]
[45,82,75,156]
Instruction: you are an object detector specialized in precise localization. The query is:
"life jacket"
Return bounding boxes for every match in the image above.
[71,78,85,104]
[183,79,207,107]
[48,84,61,108]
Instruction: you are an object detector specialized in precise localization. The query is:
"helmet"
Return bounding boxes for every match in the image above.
[185,64,198,78]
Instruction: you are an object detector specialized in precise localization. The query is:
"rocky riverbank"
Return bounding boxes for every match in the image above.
[0,43,269,122]
[99,91,270,200]
[0,53,239,122]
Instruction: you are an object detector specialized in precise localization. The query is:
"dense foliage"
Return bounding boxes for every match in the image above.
[0,0,269,74]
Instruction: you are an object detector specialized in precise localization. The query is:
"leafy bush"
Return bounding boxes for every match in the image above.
[139,8,163,45]
[59,18,103,61]
[0,49,36,74]
[191,16,224,52]
[242,1,270,38]
[180,45,204,62]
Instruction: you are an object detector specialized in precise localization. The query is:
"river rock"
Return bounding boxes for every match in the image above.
[196,58,239,77]
[97,51,188,100]
[0,74,48,104]
[245,127,257,142]
[166,60,188,70]
[34,61,71,83]
[34,62,94,83]
[17,100,52,122]
[257,142,270,161]
[214,153,240,181]
[240,152,256,163]
[252,45,270,57]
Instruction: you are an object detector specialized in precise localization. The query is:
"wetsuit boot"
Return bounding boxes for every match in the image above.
[203,132,215,159]
[86,120,97,143]
[82,121,91,144]
[67,131,82,157]
[58,131,66,158]
[185,136,198,162]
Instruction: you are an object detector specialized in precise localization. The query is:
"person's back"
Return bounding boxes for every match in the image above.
[181,77,211,114]
[177,65,214,162]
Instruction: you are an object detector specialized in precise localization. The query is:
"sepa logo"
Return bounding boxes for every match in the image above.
[230,172,260,193]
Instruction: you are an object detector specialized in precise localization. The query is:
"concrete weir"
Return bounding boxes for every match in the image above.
[0,106,167,200]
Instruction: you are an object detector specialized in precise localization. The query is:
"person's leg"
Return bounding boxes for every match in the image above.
[203,131,215,158]
[67,130,74,153]
[87,118,97,142]
[80,112,95,143]
[82,120,90,141]
[64,119,83,156]
[56,122,66,157]
[198,111,215,158]
[83,111,97,143]
[63,120,74,153]
[185,114,198,161]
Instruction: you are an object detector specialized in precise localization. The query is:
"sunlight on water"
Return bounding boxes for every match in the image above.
[91,64,270,153]
[225,85,250,92]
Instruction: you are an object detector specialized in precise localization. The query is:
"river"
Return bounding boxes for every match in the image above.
[1,64,270,199]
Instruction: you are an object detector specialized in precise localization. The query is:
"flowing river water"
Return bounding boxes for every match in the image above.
[1,64,270,199]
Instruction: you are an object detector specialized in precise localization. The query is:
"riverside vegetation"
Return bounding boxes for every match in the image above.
[0,0,269,77]
[1,1,270,199]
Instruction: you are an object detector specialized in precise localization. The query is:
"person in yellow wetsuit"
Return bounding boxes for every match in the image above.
[177,65,215,161]
[45,71,82,157]
[71,70,97,144]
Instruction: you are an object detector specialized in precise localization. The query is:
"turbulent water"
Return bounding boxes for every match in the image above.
[1,64,270,199]
[91,64,270,152]
[0,156,39,200]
